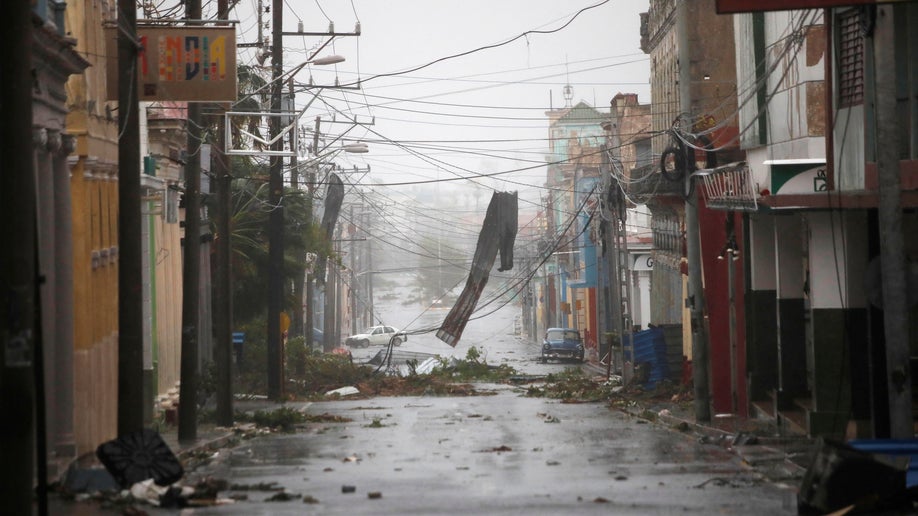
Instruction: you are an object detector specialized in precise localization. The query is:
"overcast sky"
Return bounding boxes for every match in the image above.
[219,0,651,208]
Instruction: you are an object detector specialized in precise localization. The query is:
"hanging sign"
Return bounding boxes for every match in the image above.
[716,0,902,13]
[107,26,237,102]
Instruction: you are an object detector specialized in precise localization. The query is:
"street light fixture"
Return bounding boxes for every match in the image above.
[308,54,345,66]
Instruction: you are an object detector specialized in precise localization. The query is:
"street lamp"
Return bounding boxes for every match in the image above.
[308,54,345,66]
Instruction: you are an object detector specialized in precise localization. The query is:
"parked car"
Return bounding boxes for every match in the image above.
[312,327,324,345]
[541,328,584,363]
[345,325,405,348]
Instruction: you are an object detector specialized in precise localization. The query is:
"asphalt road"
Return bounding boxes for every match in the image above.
[47,277,799,515]
[185,281,797,515]
[189,387,796,515]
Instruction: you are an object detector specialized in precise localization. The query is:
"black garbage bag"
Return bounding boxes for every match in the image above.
[95,428,184,488]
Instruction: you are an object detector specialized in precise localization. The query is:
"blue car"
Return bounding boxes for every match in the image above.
[541,328,584,363]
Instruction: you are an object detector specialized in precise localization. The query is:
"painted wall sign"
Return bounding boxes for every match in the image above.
[764,159,827,195]
[633,254,654,271]
[107,26,237,102]
[716,0,903,13]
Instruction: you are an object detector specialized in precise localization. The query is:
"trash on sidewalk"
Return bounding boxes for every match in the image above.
[95,428,184,488]
[61,462,120,493]
[129,478,170,506]
[325,385,360,397]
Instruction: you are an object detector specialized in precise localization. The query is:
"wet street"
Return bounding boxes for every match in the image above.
[191,390,796,515]
[184,278,797,515]
[49,277,799,514]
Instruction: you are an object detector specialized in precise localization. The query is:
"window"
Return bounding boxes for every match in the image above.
[837,9,864,108]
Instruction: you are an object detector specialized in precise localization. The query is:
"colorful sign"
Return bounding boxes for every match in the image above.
[107,26,237,102]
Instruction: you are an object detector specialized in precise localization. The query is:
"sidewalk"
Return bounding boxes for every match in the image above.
[580,360,815,487]
[161,397,299,462]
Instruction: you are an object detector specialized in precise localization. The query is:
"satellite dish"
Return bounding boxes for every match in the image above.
[865,256,918,309]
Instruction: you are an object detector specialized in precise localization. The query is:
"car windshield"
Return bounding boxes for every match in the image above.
[547,330,580,341]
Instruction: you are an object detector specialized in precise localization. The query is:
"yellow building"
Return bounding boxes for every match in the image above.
[65,0,120,456]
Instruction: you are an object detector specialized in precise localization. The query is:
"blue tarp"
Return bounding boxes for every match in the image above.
[848,439,918,487]
[623,327,669,388]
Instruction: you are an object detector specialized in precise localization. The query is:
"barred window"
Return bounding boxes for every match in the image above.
[837,9,864,108]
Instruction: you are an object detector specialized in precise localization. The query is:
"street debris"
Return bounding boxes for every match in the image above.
[265,491,301,502]
[341,485,356,493]
[365,417,388,428]
[538,412,561,423]
[482,445,512,453]
[326,385,360,397]
[95,428,184,489]
[368,491,383,499]
[228,481,284,491]
[797,437,916,514]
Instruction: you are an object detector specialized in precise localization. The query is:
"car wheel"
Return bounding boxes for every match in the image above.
[391,337,402,346]
[361,339,370,348]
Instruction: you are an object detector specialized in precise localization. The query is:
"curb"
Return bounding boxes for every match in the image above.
[579,360,812,481]
[628,406,810,482]
[172,429,244,461]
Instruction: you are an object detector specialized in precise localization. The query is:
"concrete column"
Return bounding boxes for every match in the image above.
[35,130,59,460]
[746,215,777,401]
[806,211,867,436]
[52,133,76,457]
[774,215,807,405]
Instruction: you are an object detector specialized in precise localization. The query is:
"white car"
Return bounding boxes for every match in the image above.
[345,325,405,348]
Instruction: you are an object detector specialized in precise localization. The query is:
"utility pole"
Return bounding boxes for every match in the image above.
[179,0,203,442]
[366,210,374,327]
[117,0,145,436]
[266,0,285,400]
[678,0,711,423]
[304,116,321,351]
[289,79,304,339]
[213,0,233,428]
[874,5,912,438]
[350,205,357,335]
[1,0,36,510]
[323,233,339,352]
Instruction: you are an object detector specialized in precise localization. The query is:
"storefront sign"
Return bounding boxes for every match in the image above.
[107,26,236,102]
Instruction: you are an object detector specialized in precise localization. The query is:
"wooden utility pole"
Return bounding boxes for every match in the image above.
[266,0,285,399]
[117,0,145,436]
[213,0,234,427]
[678,0,711,423]
[873,5,912,438]
[0,1,36,511]
[178,0,203,442]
